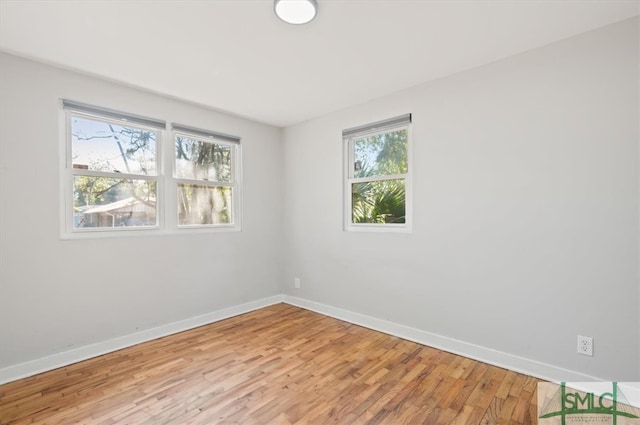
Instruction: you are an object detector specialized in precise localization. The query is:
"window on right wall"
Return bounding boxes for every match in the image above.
[343,113,412,232]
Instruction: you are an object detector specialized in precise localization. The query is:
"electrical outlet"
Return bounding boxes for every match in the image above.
[294,277,301,289]
[577,335,593,356]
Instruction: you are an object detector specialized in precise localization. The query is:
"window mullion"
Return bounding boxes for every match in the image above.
[173,178,233,188]
[71,170,158,181]
[348,174,407,184]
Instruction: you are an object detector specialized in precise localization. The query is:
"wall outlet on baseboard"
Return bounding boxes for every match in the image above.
[577,335,593,356]
[294,277,301,289]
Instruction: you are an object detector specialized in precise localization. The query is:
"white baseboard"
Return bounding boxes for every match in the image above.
[282,295,603,383]
[0,295,284,385]
[0,293,603,386]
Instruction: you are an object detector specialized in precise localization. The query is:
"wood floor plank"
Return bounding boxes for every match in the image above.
[0,304,542,424]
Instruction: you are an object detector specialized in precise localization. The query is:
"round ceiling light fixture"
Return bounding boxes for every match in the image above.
[274,0,318,25]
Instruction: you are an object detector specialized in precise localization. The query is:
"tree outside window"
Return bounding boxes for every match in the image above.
[344,116,411,232]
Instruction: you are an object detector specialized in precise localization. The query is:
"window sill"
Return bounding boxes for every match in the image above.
[344,223,412,234]
[60,225,241,240]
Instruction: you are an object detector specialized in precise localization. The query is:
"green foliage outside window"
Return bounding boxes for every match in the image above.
[352,129,407,224]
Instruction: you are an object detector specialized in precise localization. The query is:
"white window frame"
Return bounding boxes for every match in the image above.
[343,115,412,233]
[61,104,164,239]
[171,126,242,231]
[59,100,243,239]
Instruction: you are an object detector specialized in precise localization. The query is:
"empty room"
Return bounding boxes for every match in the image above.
[0,0,638,424]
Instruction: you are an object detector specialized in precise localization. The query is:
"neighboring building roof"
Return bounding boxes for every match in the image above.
[82,197,155,214]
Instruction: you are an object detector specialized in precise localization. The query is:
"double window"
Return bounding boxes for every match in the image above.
[343,114,411,232]
[62,101,241,236]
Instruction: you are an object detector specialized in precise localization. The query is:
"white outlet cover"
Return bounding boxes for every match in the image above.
[577,335,593,356]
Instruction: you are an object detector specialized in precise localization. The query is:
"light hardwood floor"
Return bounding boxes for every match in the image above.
[0,303,540,424]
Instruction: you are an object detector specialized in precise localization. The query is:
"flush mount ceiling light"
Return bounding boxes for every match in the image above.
[274,0,318,25]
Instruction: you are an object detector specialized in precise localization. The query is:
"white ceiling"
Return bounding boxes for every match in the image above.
[1,1,638,127]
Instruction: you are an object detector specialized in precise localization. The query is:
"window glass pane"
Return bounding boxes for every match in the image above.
[178,184,232,225]
[175,136,232,182]
[353,129,407,178]
[352,179,405,224]
[73,177,157,228]
[71,115,157,175]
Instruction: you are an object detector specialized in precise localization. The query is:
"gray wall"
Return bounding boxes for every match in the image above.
[282,18,639,380]
[0,54,284,368]
[1,17,638,381]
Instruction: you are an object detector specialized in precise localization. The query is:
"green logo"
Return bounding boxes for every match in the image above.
[539,382,639,425]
